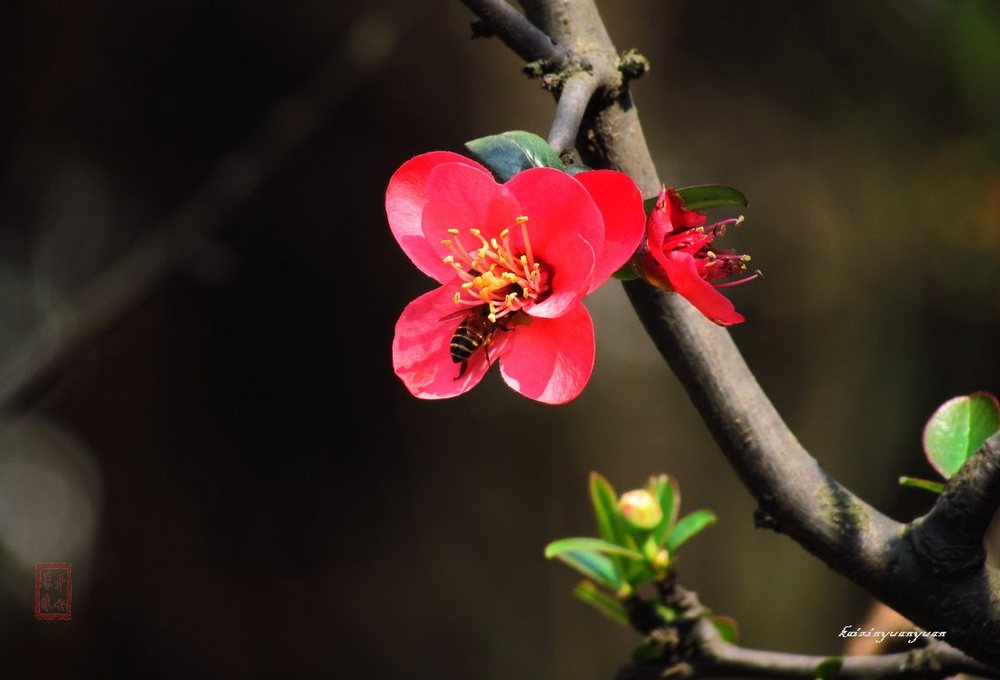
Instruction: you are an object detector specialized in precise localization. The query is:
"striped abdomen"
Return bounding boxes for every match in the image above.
[450,313,495,363]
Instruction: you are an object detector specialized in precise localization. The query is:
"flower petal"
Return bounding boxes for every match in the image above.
[499,303,595,404]
[386,152,495,283]
[392,285,494,399]
[504,167,605,265]
[422,162,522,266]
[575,170,645,291]
[663,252,745,326]
[525,232,594,319]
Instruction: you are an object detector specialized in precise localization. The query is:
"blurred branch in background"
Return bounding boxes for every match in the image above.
[0,3,417,415]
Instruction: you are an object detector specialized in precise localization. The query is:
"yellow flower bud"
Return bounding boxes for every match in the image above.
[618,489,663,529]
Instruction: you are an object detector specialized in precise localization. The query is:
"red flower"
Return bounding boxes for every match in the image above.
[387,152,644,404]
[635,186,757,326]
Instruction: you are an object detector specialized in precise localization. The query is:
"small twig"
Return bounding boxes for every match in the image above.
[691,625,998,680]
[546,73,599,155]
[460,0,568,66]
[617,595,999,680]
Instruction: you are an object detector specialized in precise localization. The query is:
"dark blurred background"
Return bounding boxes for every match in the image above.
[1,1,999,678]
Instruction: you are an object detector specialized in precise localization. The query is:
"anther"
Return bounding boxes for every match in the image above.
[447,228,459,235]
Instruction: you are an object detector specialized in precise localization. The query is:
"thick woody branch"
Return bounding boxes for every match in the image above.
[465,0,1000,668]
[911,431,1000,572]
[460,0,567,66]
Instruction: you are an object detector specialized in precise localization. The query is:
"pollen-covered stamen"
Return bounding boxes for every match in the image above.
[442,217,550,321]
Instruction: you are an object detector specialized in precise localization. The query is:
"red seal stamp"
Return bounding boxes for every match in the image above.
[34,563,72,621]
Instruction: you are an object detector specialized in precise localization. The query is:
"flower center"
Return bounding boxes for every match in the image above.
[665,216,760,287]
[439,216,549,322]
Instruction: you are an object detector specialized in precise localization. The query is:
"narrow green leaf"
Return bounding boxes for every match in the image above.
[666,509,717,552]
[709,615,740,644]
[923,392,1000,479]
[643,195,659,216]
[815,657,843,680]
[464,130,565,182]
[589,473,624,544]
[648,475,681,548]
[572,580,628,625]
[898,476,945,495]
[553,550,621,590]
[675,184,749,211]
[545,537,643,561]
[589,472,628,585]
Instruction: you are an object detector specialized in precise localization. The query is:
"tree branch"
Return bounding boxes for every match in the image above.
[546,72,599,155]
[617,585,998,680]
[459,0,567,66]
[467,0,1000,668]
[911,431,1000,573]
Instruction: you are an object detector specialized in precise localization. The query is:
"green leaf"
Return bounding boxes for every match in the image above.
[464,130,565,182]
[648,475,681,548]
[666,509,717,552]
[815,657,843,680]
[654,604,678,623]
[552,550,621,590]
[572,580,628,625]
[589,473,624,544]
[675,184,749,211]
[923,392,1000,479]
[545,537,643,561]
[898,476,945,495]
[709,615,740,644]
[589,472,628,586]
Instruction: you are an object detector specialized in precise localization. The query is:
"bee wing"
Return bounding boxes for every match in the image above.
[439,306,480,323]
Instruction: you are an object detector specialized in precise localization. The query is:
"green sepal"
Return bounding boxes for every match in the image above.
[464,130,565,182]
[898,476,945,495]
[572,580,629,625]
[923,392,1000,479]
[815,657,843,680]
[552,550,622,590]
[675,184,749,211]
[545,537,644,561]
[666,509,717,553]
